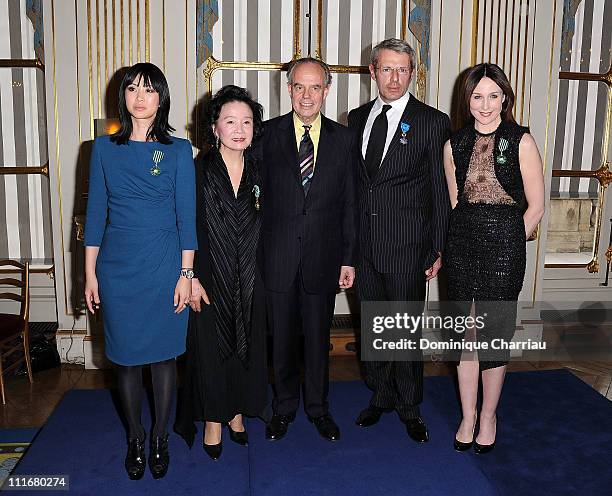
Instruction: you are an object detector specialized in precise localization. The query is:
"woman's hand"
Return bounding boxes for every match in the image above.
[174,276,192,313]
[84,275,100,314]
[189,278,210,312]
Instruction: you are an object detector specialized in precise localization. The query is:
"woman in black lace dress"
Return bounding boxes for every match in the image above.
[443,64,544,454]
[175,86,267,460]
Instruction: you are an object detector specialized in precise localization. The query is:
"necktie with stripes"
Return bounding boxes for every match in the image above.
[298,124,314,194]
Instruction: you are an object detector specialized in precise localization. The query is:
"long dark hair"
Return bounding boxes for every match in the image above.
[111,62,174,144]
[204,85,264,146]
[459,63,516,128]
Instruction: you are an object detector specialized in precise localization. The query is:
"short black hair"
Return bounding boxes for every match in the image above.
[204,85,264,145]
[111,62,174,145]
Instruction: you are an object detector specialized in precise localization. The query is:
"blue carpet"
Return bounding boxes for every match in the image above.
[0,428,38,443]
[10,370,612,495]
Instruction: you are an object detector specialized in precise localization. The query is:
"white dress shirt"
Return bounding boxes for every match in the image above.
[361,91,411,162]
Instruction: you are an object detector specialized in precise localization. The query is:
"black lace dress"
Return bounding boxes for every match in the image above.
[445,121,528,369]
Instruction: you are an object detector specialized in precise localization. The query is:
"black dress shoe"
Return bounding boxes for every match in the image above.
[403,417,429,443]
[355,406,392,427]
[228,424,248,446]
[266,413,296,441]
[125,436,146,480]
[203,441,223,460]
[148,434,169,479]
[309,414,340,441]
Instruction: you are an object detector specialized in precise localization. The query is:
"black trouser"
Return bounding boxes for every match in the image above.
[266,268,336,418]
[357,256,426,420]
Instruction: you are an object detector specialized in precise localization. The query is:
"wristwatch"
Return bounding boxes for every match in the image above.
[180,268,194,279]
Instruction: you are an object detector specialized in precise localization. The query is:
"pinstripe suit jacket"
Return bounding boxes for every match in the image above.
[347,94,451,274]
[257,112,359,293]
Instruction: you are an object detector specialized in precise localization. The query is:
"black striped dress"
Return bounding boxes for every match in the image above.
[175,149,267,447]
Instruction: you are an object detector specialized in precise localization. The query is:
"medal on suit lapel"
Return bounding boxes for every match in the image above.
[400,122,411,145]
[496,138,509,165]
[150,149,164,176]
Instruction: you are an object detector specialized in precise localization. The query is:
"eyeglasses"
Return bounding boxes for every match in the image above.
[376,66,412,76]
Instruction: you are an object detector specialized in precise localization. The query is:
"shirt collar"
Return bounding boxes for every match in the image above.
[293,112,322,133]
[374,91,411,113]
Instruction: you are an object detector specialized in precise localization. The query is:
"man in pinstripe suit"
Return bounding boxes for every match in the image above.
[258,58,359,442]
[347,39,451,443]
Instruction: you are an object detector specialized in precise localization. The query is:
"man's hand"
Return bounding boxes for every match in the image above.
[339,266,355,289]
[425,254,442,281]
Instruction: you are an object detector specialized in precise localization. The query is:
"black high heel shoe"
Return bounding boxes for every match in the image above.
[125,435,146,480]
[149,434,169,479]
[473,440,496,454]
[203,441,223,460]
[203,427,223,460]
[474,415,497,454]
[454,414,477,452]
[228,424,248,446]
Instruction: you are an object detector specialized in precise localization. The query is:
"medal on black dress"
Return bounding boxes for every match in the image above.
[496,138,509,165]
[252,184,261,211]
[150,150,164,176]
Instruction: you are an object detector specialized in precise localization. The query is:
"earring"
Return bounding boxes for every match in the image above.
[215,136,220,148]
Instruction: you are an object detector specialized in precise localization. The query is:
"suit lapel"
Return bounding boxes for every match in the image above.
[277,112,301,187]
[357,101,375,178]
[358,100,376,155]
[305,115,333,203]
[377,94,420,176]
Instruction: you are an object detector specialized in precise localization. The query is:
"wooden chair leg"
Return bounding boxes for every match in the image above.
[23,323,33,384]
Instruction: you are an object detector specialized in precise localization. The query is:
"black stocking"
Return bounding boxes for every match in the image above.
[117,364,145,441]
[150,358,176,438]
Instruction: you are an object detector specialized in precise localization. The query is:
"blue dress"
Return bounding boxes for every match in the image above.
[84,135,197,366]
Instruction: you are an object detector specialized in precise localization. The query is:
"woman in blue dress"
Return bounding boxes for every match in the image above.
[84,62,196,480]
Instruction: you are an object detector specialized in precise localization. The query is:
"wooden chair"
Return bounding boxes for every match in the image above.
[0,260,33,404]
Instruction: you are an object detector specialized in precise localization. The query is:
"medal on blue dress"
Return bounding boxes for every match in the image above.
[496,138,509,165]
[150,150,164,176]
[399,122,411,145]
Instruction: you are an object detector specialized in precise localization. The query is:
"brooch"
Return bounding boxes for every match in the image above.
[150,149,164,176]
[252,184,261,211]
[399,122,411,145]
[496,138,509,165]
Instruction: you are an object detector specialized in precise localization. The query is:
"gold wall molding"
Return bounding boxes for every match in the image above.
[0,60,47,176]
[0,58,44,70]
[0,164,49,177]
[547,59,612,271]
[203,56,369,94]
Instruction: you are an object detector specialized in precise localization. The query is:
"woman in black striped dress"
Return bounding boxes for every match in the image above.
[175,86,267,460]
